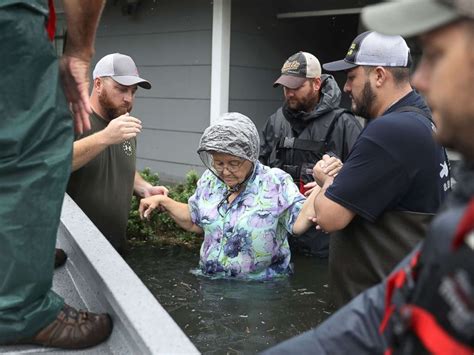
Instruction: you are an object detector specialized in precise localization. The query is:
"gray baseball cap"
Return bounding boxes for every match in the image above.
[323,31,411,72]
[362,0,473,37]
[93,53,151,89]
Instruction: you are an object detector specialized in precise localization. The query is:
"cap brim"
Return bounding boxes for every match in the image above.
[362,0,459,37]
[112,75,152,89]
[322,59,358,72]
[273,75,307,89]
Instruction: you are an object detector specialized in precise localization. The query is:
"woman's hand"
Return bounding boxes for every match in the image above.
[139,195,166,220]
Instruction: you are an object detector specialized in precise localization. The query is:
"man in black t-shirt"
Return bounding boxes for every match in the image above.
[311,32,450,307]
[263,1,473,354]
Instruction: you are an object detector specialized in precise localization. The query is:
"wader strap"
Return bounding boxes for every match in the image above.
[46,0,56,41]
[395,105,452,186]
[394,106,433,123]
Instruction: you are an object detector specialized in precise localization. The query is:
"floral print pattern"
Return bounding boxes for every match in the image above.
[188,162,304,280]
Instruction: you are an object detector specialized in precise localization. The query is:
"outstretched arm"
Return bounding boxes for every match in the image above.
[60,0,106,134]
[292,185,320,235]
[139,195,203,234]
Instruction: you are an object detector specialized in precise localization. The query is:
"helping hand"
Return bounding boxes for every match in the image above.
[321,154,343,176]
[313,154,343,186]
[59,55,93,134]
[144,185,169,198]
[308,216,329,234]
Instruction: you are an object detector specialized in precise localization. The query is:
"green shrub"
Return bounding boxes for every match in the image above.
[127,169,199,244]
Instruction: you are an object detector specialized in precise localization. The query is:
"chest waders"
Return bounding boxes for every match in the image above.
[0,3,72,341]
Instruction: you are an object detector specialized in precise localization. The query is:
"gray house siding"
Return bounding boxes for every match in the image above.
[94,0,212,182]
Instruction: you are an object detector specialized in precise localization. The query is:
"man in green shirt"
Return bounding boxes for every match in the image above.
[67,53,168,253]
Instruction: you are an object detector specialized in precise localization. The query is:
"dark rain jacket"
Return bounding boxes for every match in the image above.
[259,74,362,186]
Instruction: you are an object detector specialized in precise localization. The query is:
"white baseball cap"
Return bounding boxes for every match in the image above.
[323,31,411,72]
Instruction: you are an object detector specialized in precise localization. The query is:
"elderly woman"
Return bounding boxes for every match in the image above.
[139,113,315,280]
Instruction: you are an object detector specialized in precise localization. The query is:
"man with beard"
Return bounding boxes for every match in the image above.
[260,51,362,258]
[67,53,168,253]
[310,32,451,308]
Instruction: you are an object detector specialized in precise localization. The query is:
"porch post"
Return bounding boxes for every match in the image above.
[210,0,231,124]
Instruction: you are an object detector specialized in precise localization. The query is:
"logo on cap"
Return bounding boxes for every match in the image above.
[347,43,357,57]
[282,60,301,74]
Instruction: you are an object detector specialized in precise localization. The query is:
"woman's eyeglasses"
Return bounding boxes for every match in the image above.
[212,160,244,173]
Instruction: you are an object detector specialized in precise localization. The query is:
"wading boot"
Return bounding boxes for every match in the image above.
[8,304,113,349]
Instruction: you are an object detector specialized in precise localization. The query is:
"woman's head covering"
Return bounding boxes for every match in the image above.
[197,112,260,170]
[198,112,260,214]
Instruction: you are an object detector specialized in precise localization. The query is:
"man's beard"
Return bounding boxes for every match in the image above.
[352,81,376,119]
[98,89,132,120]
[286,94,319,113]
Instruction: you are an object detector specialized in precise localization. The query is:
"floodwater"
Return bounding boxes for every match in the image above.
[125,244,334,354]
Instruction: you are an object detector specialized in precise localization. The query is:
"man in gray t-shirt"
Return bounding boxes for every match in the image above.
[67,53,168,252]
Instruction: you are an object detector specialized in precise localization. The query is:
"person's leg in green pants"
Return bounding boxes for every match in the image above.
[0,6,68,341]
[0,6,111,348]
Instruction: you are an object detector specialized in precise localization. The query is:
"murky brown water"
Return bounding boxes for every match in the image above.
[125,244,334,354]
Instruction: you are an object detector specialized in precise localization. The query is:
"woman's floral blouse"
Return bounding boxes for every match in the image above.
[188,161,305,280]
